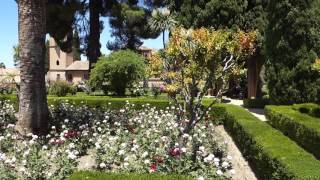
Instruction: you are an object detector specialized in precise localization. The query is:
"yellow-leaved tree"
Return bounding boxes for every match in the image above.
[162,27,257,133]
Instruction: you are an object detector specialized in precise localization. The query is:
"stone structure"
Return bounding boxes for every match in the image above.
[47,38,89,84]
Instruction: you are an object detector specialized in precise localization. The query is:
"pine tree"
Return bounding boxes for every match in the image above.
[265,0,320,104]
[107,1,159,51]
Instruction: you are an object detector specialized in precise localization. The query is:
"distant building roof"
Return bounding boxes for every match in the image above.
[66,61,89,71]
[0,68,20,83]
[138,46,157,52]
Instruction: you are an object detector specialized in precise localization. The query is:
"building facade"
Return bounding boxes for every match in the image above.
[47,38,89,84]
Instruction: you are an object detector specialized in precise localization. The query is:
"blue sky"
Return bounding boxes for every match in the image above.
[0,1,166,68]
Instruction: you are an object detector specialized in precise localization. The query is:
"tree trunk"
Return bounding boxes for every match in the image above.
[16,0,49,135]
[163,31,165,49]
[88,0,102,71]
[247,55,263,99]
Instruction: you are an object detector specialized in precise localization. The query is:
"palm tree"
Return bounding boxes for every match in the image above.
[16,0,49,135]
[149,8,177,49]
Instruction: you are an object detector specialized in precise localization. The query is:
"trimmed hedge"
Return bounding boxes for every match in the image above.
[265,105,320,159]
[0,95,171,110]
[0,95,217,111]
[292,103,320,118]
[243,98,270,108]
[68,171,191,180]
[213,104,320,180]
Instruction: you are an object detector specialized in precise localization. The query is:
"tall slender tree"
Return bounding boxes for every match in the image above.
[265,0,320,104]
[16,0,49,135]
[87,0,102,70]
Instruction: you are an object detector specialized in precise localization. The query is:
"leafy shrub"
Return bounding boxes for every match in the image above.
[265,105,320,159]
[49,81,76,97]
[213,104,320,179]
[243,98,269,108]
[89,50,146,96]
[68,171,191,180]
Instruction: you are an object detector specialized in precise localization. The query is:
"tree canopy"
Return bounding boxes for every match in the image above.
[107,1,159,51]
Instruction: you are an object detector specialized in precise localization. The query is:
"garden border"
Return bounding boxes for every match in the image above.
[213,104,320,180]
[265,105,320,159]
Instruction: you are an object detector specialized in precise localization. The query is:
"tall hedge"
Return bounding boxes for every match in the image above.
[265,0,320,104]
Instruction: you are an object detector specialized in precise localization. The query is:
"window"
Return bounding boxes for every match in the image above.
[56,60,60,66]
[67,74,73,82]
[84,73,88,80]
[56,74,60,81]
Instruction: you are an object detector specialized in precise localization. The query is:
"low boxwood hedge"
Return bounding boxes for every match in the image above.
[265,105,320,159]
[0,95,172,110]
[243,98,270,108]
[292,103,320,118]
[213,104,320,180]
[68,171,191,180]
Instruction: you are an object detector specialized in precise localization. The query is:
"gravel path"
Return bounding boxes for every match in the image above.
[215,126,257,180]
[226,98,267,121]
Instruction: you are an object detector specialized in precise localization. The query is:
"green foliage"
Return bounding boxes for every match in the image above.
[25,147,50,179]
[68,171,192,180]
[292,103,320,117]
[213,104,320,179]
[108,2,159,50]
[265,105,320,159]
[265,0,320,104]
[89,50,146,96]
[243,98,269,108]
[0,164,16,180]
[0,63,5,69]
[49,81,76,97]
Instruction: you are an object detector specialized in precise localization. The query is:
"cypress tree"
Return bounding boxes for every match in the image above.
[265,0,320,104]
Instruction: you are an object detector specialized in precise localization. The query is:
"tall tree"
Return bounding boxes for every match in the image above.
[73,29,82,60]
[107,1,159,51]
[46,0,84,53]
[87,0,102,70]
[16,0,49,135]
[265,0,320,104]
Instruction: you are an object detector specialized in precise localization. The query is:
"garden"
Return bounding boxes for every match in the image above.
[1,0,320,180]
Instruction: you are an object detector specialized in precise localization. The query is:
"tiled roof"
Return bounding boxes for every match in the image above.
[66,61,89,71]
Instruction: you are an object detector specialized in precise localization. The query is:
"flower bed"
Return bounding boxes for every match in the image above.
[0,100,234,179]
[68,171,192,180]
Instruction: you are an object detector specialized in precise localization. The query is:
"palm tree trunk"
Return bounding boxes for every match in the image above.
[16,0,49,135]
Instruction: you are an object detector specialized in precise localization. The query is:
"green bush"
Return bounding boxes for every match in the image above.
[243,98,269,108]
[265,105,320,159]
[89,50,146,96]
[212,104,320,180]
[49,81,76,97]
[68,171,191,180]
